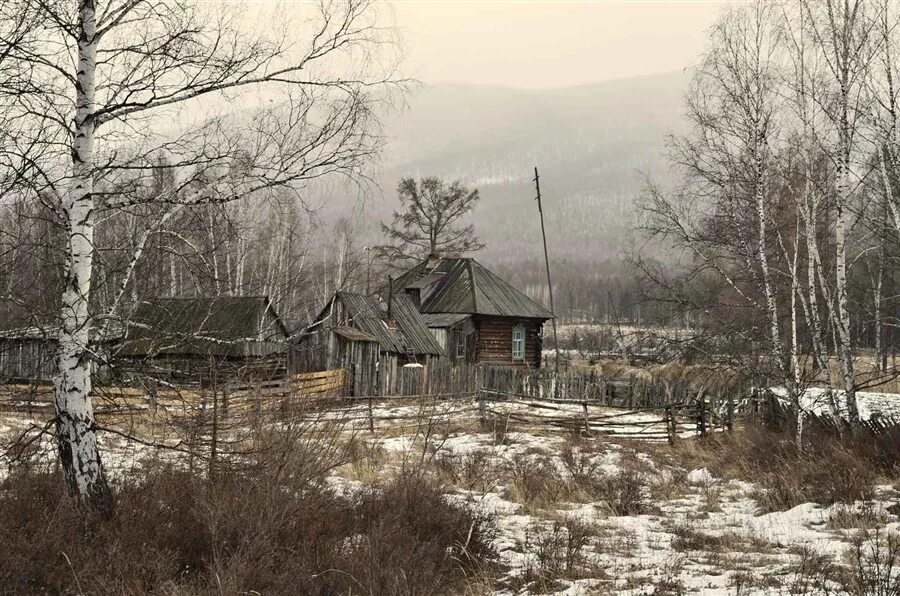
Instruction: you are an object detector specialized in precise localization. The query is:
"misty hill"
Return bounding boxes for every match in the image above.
[353,70,689,267]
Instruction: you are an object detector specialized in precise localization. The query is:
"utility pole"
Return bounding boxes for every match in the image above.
[364,246,371,294]
[534,167,560,385]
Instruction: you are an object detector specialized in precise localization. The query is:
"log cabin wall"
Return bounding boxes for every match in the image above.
[474,316,544,368]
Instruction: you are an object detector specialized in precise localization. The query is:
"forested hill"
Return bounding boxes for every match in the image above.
[368,70,689,263]
[322,71,690,321]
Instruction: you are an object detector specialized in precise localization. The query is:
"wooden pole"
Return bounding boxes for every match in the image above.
[582,401,590,436]
[665,405,675,445]
[534,167,560,389]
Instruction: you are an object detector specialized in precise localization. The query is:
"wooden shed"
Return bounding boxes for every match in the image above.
[0,325,115,384]
[300,291,444,396]
[115,296,290,384]
[0,326,58,383]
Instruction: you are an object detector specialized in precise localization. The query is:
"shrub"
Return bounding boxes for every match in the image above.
[666,423,884,512]
[515,517,605,592]
[560,448,648,515]
[501,453,569,509]
[0,460,496,594]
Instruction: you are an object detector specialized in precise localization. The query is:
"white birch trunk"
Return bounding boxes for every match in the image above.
[55,0,110,509]
[835,160,860,425]
[790,219,804,449]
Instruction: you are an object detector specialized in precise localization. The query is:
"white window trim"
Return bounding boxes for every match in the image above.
[512,324,526,360]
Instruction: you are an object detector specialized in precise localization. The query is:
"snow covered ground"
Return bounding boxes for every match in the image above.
[339,424,900,595]
[4,396,900,594]
[772,386,900,420]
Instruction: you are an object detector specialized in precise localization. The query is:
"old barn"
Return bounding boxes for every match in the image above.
[116,296,290,384]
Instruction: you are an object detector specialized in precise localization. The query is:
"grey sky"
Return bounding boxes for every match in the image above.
[392,1,731,88]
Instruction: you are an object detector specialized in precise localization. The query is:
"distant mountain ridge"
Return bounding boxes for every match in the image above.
[331,70,690,266]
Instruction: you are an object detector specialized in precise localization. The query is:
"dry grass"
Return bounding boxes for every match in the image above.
[0,429,498,595]
[669,525,773,555]
[510,517,611,593]
[784,531,900,595]
[827,503,890,531]
[654,422,896,512]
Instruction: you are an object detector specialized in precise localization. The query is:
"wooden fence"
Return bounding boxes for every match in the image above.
[0,363,773,449]
[0,369,346,419]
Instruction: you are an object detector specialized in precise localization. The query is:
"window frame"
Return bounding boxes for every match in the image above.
[511,323,526,361]
[455,330,466,360]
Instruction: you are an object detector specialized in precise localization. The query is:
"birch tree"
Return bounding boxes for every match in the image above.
[797,0,880,425]
[0,0,398,509]
[642,3,802,394]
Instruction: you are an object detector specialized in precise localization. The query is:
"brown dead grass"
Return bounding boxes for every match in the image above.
[0,447,497,595]
[653,423,900,512]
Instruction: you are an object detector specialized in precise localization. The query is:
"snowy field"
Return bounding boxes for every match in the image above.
[3,395,900,594]
[772,386,900,420]
[334,424,900,595]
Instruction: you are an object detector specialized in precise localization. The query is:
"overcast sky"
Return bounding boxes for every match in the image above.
[391,1,731,88]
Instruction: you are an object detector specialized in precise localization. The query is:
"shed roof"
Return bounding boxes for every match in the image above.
[328,292,442,356]
[118,296,289,358]
[393,258,553,319]
[334,325,377,342]
[420,313,471,328]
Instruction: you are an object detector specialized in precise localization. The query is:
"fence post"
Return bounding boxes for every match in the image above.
[726,393,734,432]
[665,405,675,445]
[697,392,707,437]
[582,401,590,436]
[478,391,486,425]
[222,387,230,421]
[148,379,158,415]
[368,395,375,434]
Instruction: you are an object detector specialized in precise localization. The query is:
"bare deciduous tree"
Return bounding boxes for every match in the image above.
[375,176,484,265]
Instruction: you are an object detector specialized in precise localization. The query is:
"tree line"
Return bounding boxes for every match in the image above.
[638,0,900,442]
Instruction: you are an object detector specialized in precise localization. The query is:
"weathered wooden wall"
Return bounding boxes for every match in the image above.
[474,316,543,368]
[0,338,55,382]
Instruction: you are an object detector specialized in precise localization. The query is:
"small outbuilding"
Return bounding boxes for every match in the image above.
[116,296,290,384]
[300,291,443,396]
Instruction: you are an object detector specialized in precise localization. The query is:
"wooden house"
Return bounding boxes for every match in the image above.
[115,296,290,384]
[300,291,443,396]
[392,257,553,368]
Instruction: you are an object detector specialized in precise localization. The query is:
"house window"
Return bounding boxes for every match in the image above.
[512,324,525,361]
[456,331,466,360]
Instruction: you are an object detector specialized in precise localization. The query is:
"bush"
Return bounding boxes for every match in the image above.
[501,453,569,509]
[666,423,887,512]
[0,463,496,595]
[561,447,648,515]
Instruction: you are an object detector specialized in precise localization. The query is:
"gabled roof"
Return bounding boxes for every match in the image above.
[327,292,442,356]
[118,296,289,357]
[393,257,553,319]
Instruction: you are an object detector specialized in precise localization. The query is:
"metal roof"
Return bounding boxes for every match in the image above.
[333,292,443,356]
[394,258,553,319]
